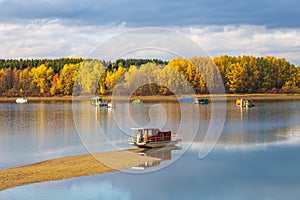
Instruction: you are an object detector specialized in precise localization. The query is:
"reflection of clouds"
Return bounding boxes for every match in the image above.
[190,125,300,153]
[1,180,130,200]
[273,126,300,138]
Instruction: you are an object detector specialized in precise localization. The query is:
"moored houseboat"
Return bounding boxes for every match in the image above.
[91,97,108,107]
[194,98,209,104]
[128,128,180,148]
[16,97,28,104]
[180,97,194,103]
[236,99,255,107]
[131,99,143,105]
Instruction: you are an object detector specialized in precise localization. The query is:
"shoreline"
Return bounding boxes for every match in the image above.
[1,94,300,102]
[0,148,158,191]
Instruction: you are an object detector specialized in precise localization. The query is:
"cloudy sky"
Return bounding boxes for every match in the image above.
[0,0,300,65]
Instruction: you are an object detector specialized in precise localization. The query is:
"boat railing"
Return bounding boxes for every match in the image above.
[172,135,182,142]
[128,137,136,144]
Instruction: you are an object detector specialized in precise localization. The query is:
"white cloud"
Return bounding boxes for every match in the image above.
[0,19,129,59]
[0,20,300,66]
[182,25,300,65]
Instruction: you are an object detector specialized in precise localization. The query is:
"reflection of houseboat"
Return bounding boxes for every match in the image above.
[128,128,180,148]
[194,98,209,104]
[131,158,161,169]
[236,99,255,107]
[16,97,27,103]
[139,145,181,160]
[91,97,108,107]
[132,146,181,169]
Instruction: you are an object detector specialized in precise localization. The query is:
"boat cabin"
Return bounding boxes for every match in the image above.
[129,128,178,148]
[134,128,171,143]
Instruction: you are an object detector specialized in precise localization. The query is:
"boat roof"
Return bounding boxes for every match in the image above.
[130,127,160,130]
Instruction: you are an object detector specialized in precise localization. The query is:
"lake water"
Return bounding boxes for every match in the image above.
[1,99,300,199]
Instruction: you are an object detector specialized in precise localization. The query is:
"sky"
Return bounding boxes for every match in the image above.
[0,0,300,65]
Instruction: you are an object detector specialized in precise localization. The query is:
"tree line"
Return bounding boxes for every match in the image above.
[0,56,299,97]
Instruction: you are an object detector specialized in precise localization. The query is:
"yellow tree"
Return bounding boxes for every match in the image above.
[0,69,4,94]
[0,68,13,96]
[30,64,54,94]
[57,63,79,95]
[297,67,300,88]
[226,63,248,93]
[19,67,32,96]
[50,73,59,95]
[168,58,200,93]
[75,60,105,95]
[105,66,127,93]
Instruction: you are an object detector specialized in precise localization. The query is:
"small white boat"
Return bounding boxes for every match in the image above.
[107,102,115,108]
[128,128,180,148]
[16,97,28,103]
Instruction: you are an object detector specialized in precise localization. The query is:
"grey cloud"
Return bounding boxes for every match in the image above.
[0,0,300,28]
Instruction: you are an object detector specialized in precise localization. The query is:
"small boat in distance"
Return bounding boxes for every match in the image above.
[236,98,255,107]
[194,98,209,104]
[131,99,143,105]
[107,102,115,108]
[180,97,194,103]
[16,97,28,104]
[91,97,108,107]
[128,128,180,148]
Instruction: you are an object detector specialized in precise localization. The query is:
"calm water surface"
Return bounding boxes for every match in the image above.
[0,100,300,199]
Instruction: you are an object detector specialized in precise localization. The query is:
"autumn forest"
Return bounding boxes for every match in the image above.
[0,56,299,97]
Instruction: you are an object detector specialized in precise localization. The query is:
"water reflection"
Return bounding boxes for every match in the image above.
[0,101,86,169]
[133,146,182,169]
[1,100,300,199]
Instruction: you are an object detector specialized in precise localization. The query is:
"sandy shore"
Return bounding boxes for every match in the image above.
[0,149,159,191]
[1,94,300,102]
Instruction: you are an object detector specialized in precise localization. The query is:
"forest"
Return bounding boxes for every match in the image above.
[0,56,299,97]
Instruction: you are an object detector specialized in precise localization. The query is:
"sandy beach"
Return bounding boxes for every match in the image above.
[0,148,159,191]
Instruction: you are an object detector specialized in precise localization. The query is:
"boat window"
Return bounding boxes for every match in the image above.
[148,129,153,136]
[138,129,143,135]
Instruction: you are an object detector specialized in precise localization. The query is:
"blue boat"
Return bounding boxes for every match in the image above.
[180,97,194,103]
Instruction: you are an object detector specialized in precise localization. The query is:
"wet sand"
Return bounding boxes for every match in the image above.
[0,149,159,191]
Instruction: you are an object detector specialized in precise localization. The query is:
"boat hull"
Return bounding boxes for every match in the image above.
[16,98,27,103]
[129,140,179,148]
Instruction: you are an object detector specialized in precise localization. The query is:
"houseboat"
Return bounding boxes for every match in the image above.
[131,99,143,105]
[128,128,180,148]
[107,102,115,108]
[91,97,108,107]
[16,97,28,104]
[236,99,255,107]
[194,98,209,104]
[180,97,194,103]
